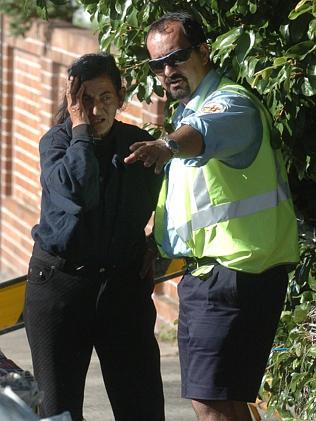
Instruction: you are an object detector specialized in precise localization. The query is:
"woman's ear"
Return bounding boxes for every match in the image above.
[118,87,126,108]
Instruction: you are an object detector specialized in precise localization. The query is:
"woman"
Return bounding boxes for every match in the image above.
[24,53,164,421]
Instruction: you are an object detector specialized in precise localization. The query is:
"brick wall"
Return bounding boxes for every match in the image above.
[0,16,178,325]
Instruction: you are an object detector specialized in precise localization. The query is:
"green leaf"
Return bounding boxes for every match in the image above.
[115,1,122,14]
[127,8,138,27]
[289,0,314,20]
[249,0,257,14]
[120,0,132,21]
[300,290,315,302]
[235,30,256,64]
[211,27,243,52]
[307,63,316,76]
[308,18,316,40]
[308,345,316,358]
[301,76,316,96]
[285,41,316,59]
[280,24,291,43]
[273,57,289,67]
[308,275,316,291]
[293,303,310,323]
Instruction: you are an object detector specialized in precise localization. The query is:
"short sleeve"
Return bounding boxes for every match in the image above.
[180,90,262,168]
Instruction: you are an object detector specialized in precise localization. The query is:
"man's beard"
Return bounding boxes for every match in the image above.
[167,76,191,101]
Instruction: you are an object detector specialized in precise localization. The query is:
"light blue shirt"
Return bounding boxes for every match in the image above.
[162,69,263,257]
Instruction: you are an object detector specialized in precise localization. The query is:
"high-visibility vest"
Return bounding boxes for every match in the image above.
[154,78,299,273]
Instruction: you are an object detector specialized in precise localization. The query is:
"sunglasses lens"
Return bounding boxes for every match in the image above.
[148,60,164,73]
[148,47,194,73]
[169,49,192,65]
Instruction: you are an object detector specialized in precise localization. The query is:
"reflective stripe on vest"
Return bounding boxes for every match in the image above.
[170,82,290,243]
[177,173,291,242]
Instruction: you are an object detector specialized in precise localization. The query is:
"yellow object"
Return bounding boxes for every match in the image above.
[165,258,186,275]
[0,277,26,332]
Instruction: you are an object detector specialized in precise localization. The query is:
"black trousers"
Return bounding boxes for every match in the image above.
[24,251,165,421]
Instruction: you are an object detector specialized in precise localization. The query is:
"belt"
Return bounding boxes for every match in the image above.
[184,256,218,269]
[32,243,109,275]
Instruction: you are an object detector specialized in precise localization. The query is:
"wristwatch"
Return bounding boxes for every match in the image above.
[162,135,180,157]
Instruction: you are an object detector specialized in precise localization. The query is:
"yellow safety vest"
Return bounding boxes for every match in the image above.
[154,78,299,273]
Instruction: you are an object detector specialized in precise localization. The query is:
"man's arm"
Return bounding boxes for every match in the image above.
[124,124,204,174]
[124,91,262,173]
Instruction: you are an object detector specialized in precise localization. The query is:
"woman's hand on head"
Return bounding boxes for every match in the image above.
[66,76,90,128]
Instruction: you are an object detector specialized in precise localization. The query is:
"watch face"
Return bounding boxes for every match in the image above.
[165,138,180,156]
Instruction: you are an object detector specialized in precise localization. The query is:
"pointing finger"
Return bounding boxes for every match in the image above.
[124,153,138,164]
[129,142,147,152]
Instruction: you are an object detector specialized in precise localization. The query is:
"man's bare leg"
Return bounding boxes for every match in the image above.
[191,399,253,421]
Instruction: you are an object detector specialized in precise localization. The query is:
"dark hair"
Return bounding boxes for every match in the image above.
[55,53,122,124]
[145,12,207,48]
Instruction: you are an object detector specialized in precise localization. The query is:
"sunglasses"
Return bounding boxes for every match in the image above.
[148,45,199,74]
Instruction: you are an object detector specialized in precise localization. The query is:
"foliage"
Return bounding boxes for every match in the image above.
[0,0,78,36]
[4,0,316,418]
[260,226,316,420]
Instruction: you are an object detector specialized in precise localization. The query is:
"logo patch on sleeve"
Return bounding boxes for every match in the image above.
[199,101,227,114]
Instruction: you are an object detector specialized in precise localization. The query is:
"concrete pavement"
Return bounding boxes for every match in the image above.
[0,328,193,421]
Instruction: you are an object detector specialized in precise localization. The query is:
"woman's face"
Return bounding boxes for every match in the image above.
[82,75,124,137]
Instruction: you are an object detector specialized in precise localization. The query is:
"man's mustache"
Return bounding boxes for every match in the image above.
[166,75,186,84]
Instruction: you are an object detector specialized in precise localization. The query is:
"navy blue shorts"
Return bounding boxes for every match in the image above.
[177,263,288,402]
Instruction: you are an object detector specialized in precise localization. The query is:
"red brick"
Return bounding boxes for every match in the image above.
[1,183,12,196]
[2,197,39,227]
[13,111,40,128]
[0,159,12,172]
[14,97,39,115]
[14,190,40,212]
[14,161,39,183]
[1,108,14,120]
[15,150,39,169]
[13,174,39,195]
[14,136,38,154]
[1,119,13,132]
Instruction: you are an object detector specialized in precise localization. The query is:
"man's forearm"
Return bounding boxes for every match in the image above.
[165,124,204,158]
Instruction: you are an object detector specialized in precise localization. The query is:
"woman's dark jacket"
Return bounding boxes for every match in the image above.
[32,118,162,270]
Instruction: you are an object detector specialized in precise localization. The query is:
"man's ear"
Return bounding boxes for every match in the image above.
[119,87,126,108]
[199,43,211,66]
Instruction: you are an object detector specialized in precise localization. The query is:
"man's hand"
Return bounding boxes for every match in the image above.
[66,76,90,128]
[124,139,173,174]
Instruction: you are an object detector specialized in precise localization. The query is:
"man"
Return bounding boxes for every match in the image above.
[24,53,164,421]
[125,12,299,421]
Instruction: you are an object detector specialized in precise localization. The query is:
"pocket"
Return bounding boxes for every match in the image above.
[207,265,239,307]
[27,257,55,285]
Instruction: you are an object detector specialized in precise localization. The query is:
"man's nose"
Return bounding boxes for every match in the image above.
[163,64,176,77]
